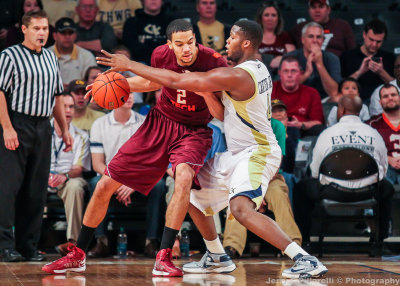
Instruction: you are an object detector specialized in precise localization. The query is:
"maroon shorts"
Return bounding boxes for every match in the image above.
[105,108,213,195]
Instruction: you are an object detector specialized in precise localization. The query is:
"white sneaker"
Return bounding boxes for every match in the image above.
[183,250,236,274]
[282,255,328,279]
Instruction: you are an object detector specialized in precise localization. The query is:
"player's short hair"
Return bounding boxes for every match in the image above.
[233,19,263,49]
[22,10,48,28]
[166,19,194,40]
[301,21,323,37]
[279,55,301,70]
[364,19,387,39]
[339,77,360,93]
[379,83,399,98]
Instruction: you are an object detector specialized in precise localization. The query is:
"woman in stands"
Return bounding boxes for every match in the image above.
[256,2,295,72]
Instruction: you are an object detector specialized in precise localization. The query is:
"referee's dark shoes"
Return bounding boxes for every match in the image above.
[0,248,46,262]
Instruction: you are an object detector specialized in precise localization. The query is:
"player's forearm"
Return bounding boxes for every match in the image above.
[127,76,162,92]
[0,91,13,130]
[128,61,182,89]
[202,92,224,121]
[53,96,69,133]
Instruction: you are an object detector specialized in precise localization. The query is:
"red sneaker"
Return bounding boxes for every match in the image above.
[42,244,86,274]
[152,248,183,277]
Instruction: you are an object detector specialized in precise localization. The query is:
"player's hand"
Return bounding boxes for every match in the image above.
[62,130,74,152]
[96,50,132,73]
[115,185,135,206]
[85,83,95,103]
[3,126,19,150]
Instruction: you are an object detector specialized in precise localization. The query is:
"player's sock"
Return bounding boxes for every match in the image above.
[284,242,309,261]
[76,225,96,252]
[204,237,225,254]
[159,226,179,250]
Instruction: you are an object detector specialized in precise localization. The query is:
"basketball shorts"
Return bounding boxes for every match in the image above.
[105,108,212,195]
[190,144,281,216]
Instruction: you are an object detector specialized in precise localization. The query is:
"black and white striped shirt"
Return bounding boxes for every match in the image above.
[0,44,64,117]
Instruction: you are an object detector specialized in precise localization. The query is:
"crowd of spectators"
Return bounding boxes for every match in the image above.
[1,0,400,261]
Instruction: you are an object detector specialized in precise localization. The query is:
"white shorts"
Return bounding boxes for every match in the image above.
[190,145,281,216]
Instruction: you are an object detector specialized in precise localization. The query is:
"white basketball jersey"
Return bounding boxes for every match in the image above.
[222,60,279,154]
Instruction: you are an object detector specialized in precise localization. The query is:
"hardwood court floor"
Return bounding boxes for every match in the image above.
[1,254,400,286]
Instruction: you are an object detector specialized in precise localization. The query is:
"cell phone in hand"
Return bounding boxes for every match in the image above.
[371,56,381,63]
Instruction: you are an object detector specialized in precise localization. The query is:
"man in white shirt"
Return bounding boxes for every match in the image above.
[369,55,400,117]
[88,93,167,258]
[48,94,91,256]
[48,18,96,87]
[293,95,394,256]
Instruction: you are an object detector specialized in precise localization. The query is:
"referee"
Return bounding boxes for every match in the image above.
[0,10,73,262]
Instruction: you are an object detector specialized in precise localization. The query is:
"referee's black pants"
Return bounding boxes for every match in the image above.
[293,178,394,244]
[0,113,51,257]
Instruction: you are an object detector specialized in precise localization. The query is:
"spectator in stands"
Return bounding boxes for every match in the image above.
[271,99,300,192]
[75,0,117,56]
[83,66,106,112]
[122,0,174,65]
[98,0,142,41]
[370,55,400,117]
[294,95,393,256]
[84,66,102,84]
[285,22,341,99]
[42,0,77,26]
[49,17,96,88]
[192,0,230,52]
[223,117,302,258]
[368,84,400,185]
[256,2,295,71]
[69,79,104,134]
[290,0,355,57]
[49,94,91,256]
[341,19,395,103]
[0,0,18,51]
[89,93,167,258]
[327,78,370,126]
[6,0,55,48]
[272,55,324,136]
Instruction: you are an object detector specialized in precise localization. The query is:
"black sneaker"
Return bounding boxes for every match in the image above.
[25,250,46,261]
[224,246,240,259]
[1,248,24,262]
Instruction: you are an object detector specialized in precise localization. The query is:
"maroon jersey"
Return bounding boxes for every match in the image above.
[368,114,400,157]
[151,44,227,126]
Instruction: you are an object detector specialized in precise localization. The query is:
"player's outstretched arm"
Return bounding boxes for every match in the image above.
[97,50,246,94]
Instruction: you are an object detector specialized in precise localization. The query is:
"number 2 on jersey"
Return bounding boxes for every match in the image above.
[177,89,187,104]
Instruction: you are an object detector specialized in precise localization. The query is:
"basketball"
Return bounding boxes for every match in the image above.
[92,72,130,110]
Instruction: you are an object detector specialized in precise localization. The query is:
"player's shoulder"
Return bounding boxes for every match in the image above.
[152,44,171,58]
[197,44,227,67]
